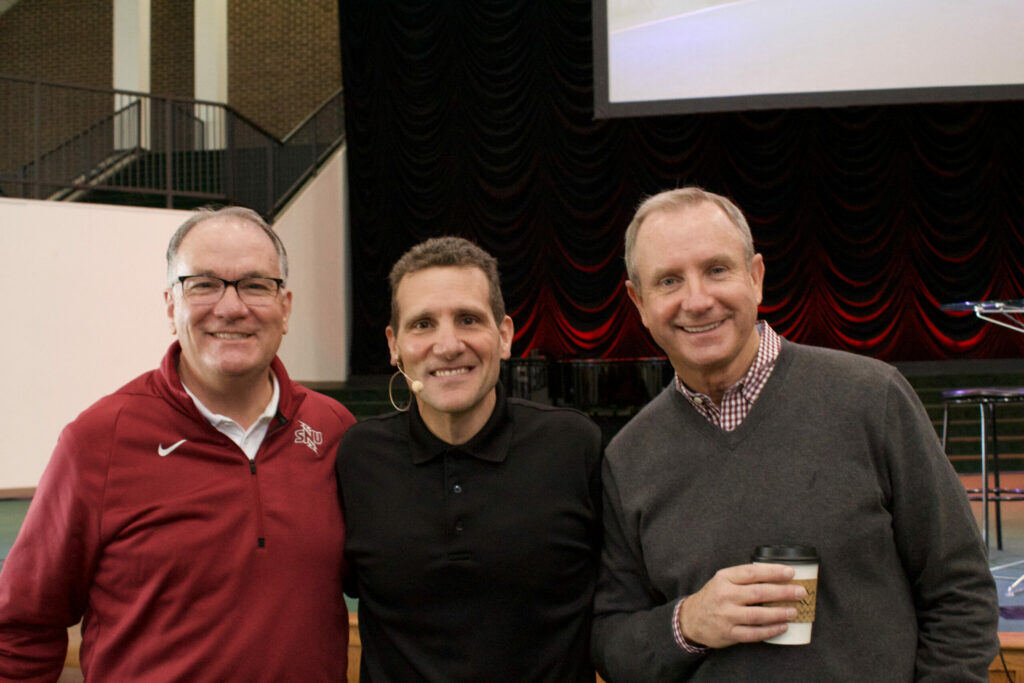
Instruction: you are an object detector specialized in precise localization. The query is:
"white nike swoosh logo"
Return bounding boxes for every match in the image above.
[157,439,187,456]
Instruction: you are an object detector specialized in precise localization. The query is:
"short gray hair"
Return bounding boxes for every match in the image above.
[166,206,288,286]
[624,187,754,289]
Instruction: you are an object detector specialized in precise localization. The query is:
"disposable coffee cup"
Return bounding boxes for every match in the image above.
[751,545,819,645]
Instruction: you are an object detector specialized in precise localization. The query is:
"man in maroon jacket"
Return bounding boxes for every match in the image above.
[0,207,356,681]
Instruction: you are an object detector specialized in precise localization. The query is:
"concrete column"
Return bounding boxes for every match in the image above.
[194,0,228,148]
[113,0,151,148]
[113,0,151,93]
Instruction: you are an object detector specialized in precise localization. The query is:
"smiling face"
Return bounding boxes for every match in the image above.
[386,265,513,443]
[164,216,291,393]
[626,201,764,397]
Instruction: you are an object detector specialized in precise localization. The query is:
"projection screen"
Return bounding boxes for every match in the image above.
[594,0,1024,118]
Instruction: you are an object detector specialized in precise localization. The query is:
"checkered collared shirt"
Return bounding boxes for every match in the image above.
[675,322,782,432]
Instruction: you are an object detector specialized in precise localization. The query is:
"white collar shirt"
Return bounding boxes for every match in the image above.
[183,372,280,461]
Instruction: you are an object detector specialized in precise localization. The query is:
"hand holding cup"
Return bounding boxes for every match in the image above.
[677,562,809,649]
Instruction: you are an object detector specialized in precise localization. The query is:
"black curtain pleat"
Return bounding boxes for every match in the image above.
[340,0,1024,374]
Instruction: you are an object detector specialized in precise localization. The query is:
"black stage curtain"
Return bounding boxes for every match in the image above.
[339,1,1024,375]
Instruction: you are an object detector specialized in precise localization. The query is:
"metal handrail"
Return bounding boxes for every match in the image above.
[0,75,345,219]
[271,88,347,214]
[281,87,344,142]
[20,100,142,189]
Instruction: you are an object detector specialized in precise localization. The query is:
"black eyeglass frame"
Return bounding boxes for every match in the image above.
[175,275,286,302]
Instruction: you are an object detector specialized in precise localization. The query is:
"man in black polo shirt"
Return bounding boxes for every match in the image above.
[337,237,602,681]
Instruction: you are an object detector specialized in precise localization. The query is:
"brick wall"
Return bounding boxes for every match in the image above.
[0,0,112,87]
[151,0,193,98]
[228,0,341,138]
[0,0,112,184]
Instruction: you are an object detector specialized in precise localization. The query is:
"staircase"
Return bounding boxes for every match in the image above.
[74,149,225,210]
[1,75,345,219]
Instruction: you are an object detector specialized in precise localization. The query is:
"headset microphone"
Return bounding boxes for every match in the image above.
[388,359,422,412]
[396,361,424,393]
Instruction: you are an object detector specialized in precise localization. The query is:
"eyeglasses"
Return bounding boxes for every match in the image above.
[176,275,285,306]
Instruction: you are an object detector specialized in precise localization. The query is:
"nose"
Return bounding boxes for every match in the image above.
[212,282,249,318]
[680,277,714,314]
[433,321,466,358]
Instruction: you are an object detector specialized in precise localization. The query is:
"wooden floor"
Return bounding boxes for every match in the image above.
[993,633,1024,681]
[58,615,1024,682]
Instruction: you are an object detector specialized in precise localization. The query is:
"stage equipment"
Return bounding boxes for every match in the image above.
[941,299,1024,554]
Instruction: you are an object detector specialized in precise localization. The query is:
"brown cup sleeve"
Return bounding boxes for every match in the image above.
[763,578,817,622]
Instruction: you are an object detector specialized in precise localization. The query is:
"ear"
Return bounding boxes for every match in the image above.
[749,253,765,306]
[164,288,177,335]
[625,280,649,328]
[385,326,399,366]
[498,315,514,360]
[281,289,293,334]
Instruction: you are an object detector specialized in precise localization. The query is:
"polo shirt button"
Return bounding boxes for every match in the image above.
[452,483,463,494]
[455,519,465,533]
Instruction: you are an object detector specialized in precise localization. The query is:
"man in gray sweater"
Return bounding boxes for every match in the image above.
[591,187,999,681]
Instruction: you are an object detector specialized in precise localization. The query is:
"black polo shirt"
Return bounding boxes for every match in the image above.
[337,383,603,682]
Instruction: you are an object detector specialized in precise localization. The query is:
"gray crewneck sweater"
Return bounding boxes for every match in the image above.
[593,340,998,682]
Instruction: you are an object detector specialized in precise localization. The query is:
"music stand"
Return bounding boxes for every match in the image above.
[942,299,1024,594]
[940,299,1024,334]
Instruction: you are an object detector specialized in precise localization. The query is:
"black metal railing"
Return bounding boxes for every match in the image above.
[20,99,142,200]
[0,75,345,218]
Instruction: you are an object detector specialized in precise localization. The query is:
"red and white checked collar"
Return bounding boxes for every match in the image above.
[675,322,782,432]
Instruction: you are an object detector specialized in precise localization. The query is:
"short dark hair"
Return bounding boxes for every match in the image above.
[388,236,505,328]
[624,187,754,290]
[166,206,288,286]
